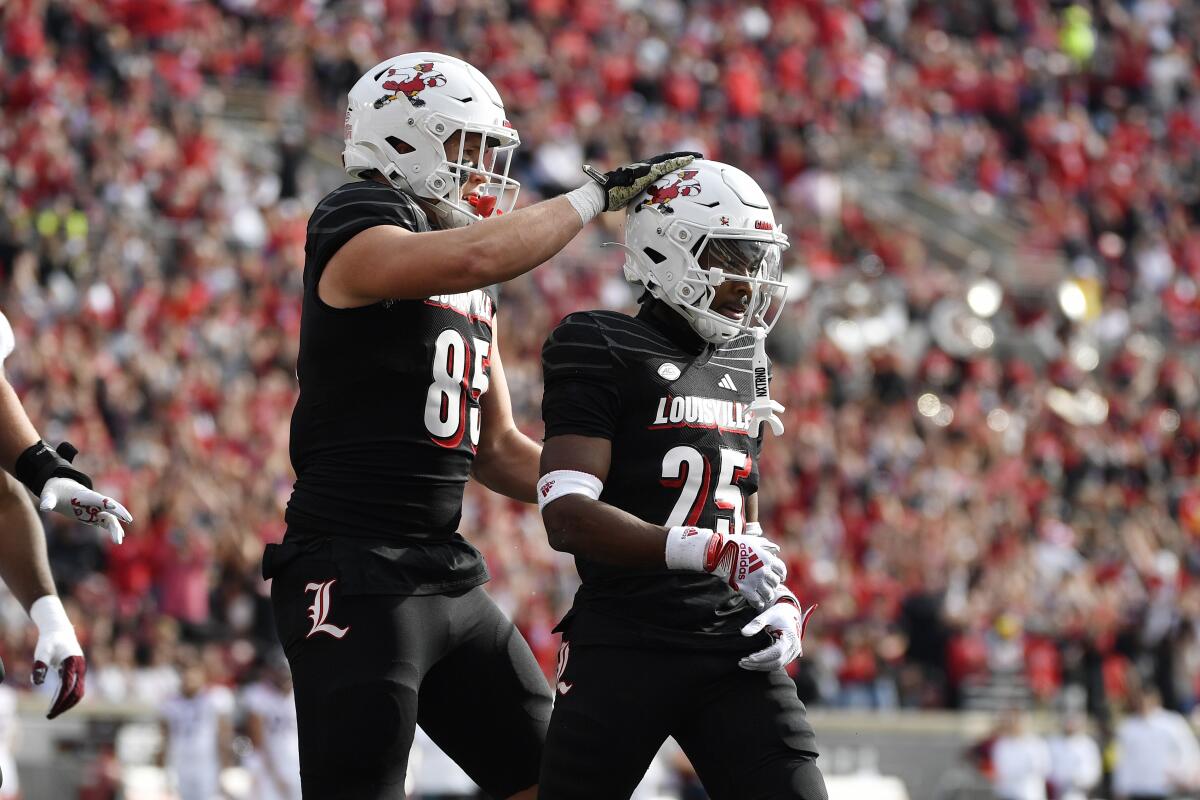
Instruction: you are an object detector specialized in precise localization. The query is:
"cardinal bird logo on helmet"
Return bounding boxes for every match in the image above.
[374,62,448,109]
[635,169,701,214]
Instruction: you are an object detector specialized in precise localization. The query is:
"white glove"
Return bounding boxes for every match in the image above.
[665,526,786,609]
[30,596,87,719]
[739,593,817,672]
[39,477,132,545]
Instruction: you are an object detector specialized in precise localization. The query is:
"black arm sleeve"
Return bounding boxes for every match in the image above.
[304,181,429,288]
[541,312,622,440]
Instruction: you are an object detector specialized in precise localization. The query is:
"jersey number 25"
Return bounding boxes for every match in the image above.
[661,446,752,535]
[424,329,490,449]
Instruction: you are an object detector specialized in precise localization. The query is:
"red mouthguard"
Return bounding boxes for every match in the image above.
[468,194,499,217]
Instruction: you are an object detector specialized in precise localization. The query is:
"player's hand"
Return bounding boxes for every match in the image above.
[665,526,786,609]
[739,593,817,672]
[582,151,702,212]
[30,596,87,719]
[39,477,132,545]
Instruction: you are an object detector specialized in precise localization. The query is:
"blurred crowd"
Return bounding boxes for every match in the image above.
[1,0,1200,791]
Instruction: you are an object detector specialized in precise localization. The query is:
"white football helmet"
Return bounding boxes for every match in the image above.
[342,52,520,228]
[620,160,789,344]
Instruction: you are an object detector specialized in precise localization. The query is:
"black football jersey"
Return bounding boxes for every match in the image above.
[285,180,496,594]
[541,304,773,652]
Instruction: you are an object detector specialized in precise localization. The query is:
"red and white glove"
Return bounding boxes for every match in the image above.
[739,590,817,672]
[30,595,86,719]
[40,477,132,545]
[665,525,785,609]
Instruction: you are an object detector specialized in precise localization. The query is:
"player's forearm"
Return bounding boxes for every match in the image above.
[457,195,585,283]
[362,195,586,299]
[471,427,541,503]
[542,495,667,567]
[0,374,42,472]
[0,471,58,611]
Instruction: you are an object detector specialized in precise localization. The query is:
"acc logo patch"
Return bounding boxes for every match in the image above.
[658,362,681,380]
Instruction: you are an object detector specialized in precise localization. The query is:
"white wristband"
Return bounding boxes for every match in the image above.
[537,469,603,512]
[745,522,763,536]
[664,525,718,572]
[30,595,71,633]
[565,182,605,224]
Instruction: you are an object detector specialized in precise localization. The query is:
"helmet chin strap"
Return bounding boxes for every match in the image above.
[690,312,739,343]
[746,327,785,438]
[412,192,475,229]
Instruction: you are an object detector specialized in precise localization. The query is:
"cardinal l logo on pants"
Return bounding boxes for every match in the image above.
[305,580,350,639]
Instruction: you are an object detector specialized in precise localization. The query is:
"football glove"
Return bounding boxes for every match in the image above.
[16,441,132,544]
[30,596,86,719]
[665,525,785,609]
[739,591,817,672]
[583,151,703,212]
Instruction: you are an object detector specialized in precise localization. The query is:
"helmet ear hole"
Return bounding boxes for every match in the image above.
[385,136,415,155]
[643,247,667,265]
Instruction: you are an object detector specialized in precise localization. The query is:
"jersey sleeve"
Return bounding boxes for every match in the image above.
[305,182,427,288]
[541,312,622,440]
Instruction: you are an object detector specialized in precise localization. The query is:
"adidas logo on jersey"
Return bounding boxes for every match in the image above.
[718,374,737,392]
[650,396,751,435]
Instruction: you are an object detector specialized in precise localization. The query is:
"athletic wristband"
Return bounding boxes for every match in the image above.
[30,595,71,633]
[664,525,721,572]
[565,182,605,224]
[745,522,763,536]
[537,469,603,512]
[14,441,92,497]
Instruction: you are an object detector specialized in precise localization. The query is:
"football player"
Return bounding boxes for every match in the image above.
[264,51,697,800]
[0,309,132,720]
[537,160,827,799]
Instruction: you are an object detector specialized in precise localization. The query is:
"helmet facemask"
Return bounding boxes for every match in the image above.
[645,218,788,344]
[422,119,520,226]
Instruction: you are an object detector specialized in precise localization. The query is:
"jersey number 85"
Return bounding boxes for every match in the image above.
[424,329,490,449]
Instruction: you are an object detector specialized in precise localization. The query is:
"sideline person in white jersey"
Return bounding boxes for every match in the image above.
[160,656,234,800]
[242,654,300,800]
[1047,713,1101,800]
[0,309,134,722]
[0,684,17,800]
[1113,687,1200,800]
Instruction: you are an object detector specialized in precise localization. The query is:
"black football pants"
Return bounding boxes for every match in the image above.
[539,640,828,800]
[268,547,552,800]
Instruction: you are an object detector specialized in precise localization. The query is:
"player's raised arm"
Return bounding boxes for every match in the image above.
[320,157,693,305]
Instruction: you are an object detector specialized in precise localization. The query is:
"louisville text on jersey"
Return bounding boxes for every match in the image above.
[649,395,751,435]
[424,289,495,325]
